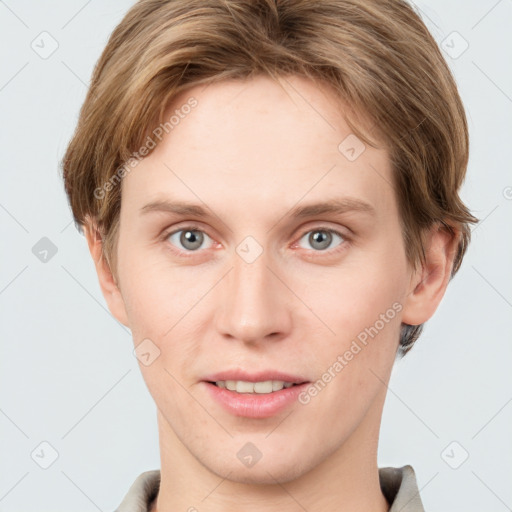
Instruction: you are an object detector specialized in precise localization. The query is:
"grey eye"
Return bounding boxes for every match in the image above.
[168,229,213,251]
[298,230,344,251]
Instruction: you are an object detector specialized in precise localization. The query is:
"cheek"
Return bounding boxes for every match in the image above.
[309,246,407,345]
[117,247,213,383]
[118,255,207,412]
[297,255,405,429]
[118,242,196,335]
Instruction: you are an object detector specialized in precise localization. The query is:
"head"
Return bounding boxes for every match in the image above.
[62,0,477,485]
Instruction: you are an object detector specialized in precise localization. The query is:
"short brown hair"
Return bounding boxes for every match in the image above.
[61,0,478,356]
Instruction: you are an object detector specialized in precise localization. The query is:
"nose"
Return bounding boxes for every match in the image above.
[215,248,292,345]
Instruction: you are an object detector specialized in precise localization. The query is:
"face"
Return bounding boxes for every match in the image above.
[106,75,418,483]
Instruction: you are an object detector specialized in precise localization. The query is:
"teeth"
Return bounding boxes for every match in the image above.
[253,381,273,393]
[215,380,296,394]
[236,381,255,393]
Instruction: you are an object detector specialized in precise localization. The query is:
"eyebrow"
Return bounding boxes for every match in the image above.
[140,197,376,219]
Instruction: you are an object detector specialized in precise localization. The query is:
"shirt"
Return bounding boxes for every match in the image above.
[114,464,425,511]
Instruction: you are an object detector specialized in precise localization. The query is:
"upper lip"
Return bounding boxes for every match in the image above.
[203,370,309,384]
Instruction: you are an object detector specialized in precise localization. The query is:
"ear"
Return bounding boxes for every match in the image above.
[83,218,130,328]
[401,223,460,326]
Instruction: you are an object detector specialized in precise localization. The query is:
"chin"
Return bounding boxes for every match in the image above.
[206,454,313,486]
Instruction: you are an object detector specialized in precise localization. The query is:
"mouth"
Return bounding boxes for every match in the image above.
[201,371,310,418]
[207,380,306,394]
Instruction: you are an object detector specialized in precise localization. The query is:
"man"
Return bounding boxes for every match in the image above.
[61,1,477,510]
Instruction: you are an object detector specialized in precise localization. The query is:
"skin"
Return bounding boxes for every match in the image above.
[85,74,458,511]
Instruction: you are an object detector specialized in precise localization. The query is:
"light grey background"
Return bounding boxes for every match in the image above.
[0,0,511,510]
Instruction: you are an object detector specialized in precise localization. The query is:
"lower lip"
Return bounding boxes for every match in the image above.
[203,382,309,419]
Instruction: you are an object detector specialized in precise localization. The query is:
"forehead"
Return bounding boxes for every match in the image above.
[121,74,395,221]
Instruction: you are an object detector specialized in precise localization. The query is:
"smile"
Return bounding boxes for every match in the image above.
[212,380,297,394]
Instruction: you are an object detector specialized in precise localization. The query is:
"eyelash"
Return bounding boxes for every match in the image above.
[162,224,350,258]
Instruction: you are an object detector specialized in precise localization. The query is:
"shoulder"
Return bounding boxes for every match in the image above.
[379,465,425,512]
[114,470,160,512]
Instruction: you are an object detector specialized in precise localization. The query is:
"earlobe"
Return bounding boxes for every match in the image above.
[83,218,130,328]
[401,223,459,327]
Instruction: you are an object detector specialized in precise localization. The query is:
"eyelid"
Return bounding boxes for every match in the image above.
[162,221,212,240]
[295,224,351,241]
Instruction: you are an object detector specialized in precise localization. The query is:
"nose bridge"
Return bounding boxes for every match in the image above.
[216,242,290,343]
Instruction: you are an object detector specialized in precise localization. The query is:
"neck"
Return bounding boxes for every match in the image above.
[151,389,390,512]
